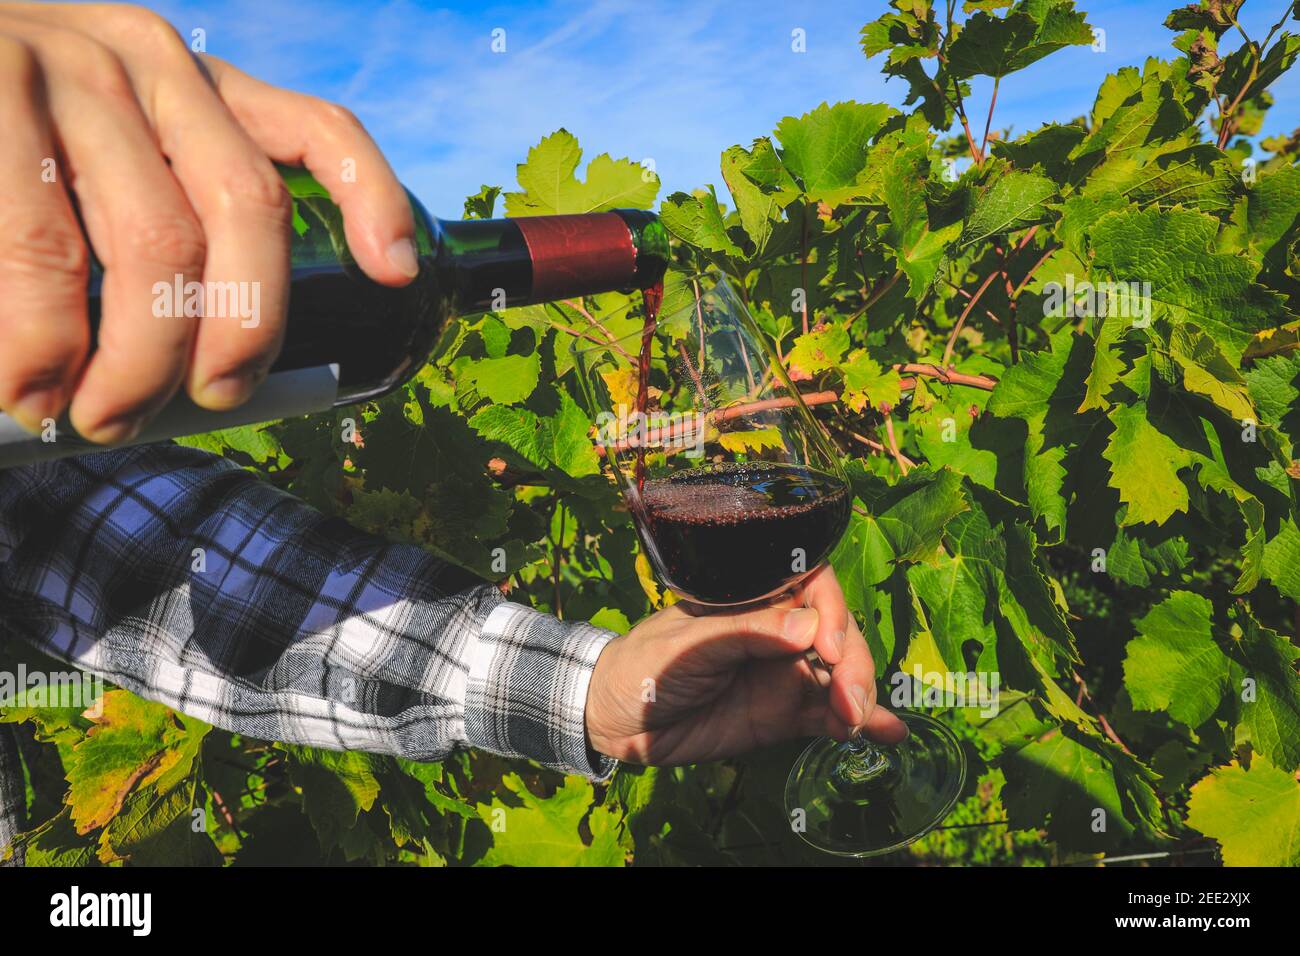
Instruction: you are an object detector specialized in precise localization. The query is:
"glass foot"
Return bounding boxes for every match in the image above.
[784,711,967,857]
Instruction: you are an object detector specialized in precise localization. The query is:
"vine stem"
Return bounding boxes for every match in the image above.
[1072,670,1135,756]
[560,298,636,363]
[842,269,903,331]
[589,361,998,456]
[942,225,1040,368]
[882,409,910,475]
[800,208,811,335]
[979,76,1000,160]
[835,422,916,469]
[942,269,1002,367]
[551,505,566,620]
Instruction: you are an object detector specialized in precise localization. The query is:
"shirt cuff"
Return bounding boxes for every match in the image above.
[463,602,618,781]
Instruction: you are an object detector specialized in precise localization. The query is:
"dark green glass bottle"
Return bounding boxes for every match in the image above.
[0,166,670,467]
[271,166,669,405]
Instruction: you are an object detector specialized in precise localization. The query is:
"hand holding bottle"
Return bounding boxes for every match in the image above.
[0,2,419,443]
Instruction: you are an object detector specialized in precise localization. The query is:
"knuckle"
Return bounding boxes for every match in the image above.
[313,99,366,137]
[0,35,39,89]
[0,213,91,285]
[121,212,207,272]
[45,32,134,99]
[212,161,292,224]
[102,4,184,47]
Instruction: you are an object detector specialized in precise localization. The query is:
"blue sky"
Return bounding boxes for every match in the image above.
[149,0,1299,215]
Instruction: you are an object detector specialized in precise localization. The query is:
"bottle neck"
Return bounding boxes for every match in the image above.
[438,210,669,314]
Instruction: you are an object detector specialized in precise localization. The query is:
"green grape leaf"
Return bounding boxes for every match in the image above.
[659,187,743,257]
[1246,351,1300,444]
[774,101,897,206]
[547,389,602,478]
[1233,611,1300,772]
[841,350,904,412]
[1261,522,1300,601]
[1167,324,1255,422]
[1103,402,1193,527]
[97,775,220,865]
[1000,727,1162,850]
[5,809,97,867]
[478,774,623,867]
[463,184,502,220]
[459,352,541,405]
[990,123,1086,180]
[946,2,1094,79]
[986,329,1096,536]
[504,129,658,216]
[909,547,999,669]
[959,169,1058,249]
[717,427,784,454]
[1187,758,1300,866]
[720,139,799,258]
[852,466,970,564]
[1089,207,1289,360]
[287,747,383,860]
[469,405,549,467]
[830,508,897,594]
[1123,591,1231,727]
[176,423,283,463]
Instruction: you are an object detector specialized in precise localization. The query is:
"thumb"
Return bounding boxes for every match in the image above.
[679,605,820,666]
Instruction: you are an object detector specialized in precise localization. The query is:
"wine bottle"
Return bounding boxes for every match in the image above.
[0,165,670,468]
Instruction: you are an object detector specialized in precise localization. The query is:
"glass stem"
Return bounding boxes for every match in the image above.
[832,735,891,786]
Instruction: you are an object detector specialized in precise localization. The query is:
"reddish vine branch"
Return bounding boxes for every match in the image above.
[590,360,998,455]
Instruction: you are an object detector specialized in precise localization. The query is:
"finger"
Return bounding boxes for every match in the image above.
[835,616,909,742]
[0,34,89,432]
[796,563,850,667]
[198,54,419,286]
[827,614,876,730]
[147,39,292,408]
[21,27,206,443]
[680,605,821,666]
[861,702,909,744]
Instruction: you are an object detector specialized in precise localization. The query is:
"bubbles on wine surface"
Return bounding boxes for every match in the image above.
[637,462,850,604]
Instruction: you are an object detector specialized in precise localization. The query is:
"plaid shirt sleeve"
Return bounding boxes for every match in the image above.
[0,443,617,844]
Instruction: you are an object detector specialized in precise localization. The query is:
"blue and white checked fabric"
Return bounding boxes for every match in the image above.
[0,443,616,858]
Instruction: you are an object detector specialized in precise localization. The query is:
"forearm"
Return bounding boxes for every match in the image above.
[0,443,615,778]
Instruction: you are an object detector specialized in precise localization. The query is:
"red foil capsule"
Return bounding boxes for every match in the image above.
[514,211,637,302]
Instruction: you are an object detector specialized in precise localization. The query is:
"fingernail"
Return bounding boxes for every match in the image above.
[849,684,869,726]
[10,387,63,433]
[197,372,255,410]
[783,607,819,640]
[386,237,420,278]
[833,629,846,657]
[84,414,144,446]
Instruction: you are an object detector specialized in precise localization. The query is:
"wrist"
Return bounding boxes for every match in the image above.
[584,633,623,761]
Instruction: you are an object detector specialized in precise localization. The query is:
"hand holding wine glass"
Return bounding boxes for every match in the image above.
[575,276,967,857]
[586,564,907,766]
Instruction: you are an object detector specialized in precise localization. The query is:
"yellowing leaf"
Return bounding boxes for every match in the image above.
[1187,758,1300,866]
[65,691,208,835]
[717,427,784,453]
[842,350,903,412]
[600,366,639,409]
[787,325,849,377]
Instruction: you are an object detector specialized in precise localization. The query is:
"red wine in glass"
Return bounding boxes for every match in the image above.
[640,462,850,605]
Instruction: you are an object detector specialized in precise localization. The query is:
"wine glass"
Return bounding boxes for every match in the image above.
[572,275,966,857]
